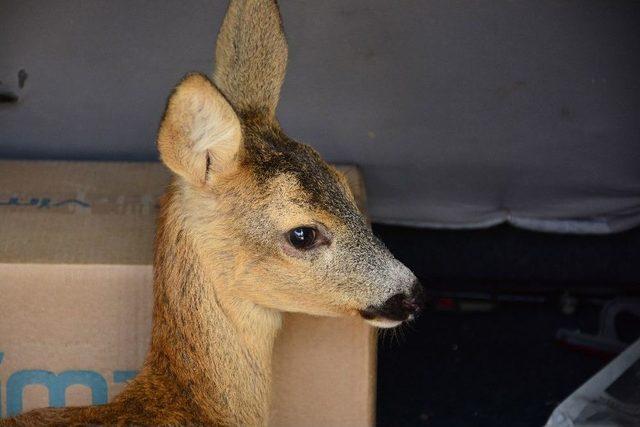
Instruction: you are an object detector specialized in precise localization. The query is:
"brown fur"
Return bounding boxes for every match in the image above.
[213,0,287,117]
[2,1,417,425]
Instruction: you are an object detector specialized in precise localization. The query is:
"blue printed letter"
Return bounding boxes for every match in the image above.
[6,370,107,416]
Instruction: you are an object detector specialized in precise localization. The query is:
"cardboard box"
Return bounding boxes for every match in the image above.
[0,160,375,426]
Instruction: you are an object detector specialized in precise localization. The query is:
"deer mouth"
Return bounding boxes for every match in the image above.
[358,303,415,329]
[361,317,406,329]
[359,282,425,329]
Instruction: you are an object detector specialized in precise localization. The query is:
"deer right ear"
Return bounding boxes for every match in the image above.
[157,73,242,186]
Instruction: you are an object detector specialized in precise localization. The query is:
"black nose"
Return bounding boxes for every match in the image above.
[360,280,426,321]
[405,281,426,313]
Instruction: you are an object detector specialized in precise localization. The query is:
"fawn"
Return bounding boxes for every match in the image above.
[2,0,423,425]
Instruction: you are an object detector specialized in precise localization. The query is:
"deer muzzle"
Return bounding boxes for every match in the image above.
[359,280,425,328]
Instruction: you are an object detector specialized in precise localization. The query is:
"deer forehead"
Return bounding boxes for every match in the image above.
[239,127,363,227]
[241,165,364,237]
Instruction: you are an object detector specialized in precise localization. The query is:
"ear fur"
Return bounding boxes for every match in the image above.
[157,73,242,186]
[213,0,288,119]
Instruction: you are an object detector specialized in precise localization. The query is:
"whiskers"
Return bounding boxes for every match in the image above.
[376,320,414,347]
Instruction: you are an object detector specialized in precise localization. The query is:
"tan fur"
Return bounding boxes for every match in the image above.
[2,1,417,425]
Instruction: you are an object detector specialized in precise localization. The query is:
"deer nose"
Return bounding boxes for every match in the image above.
[360,280,426,322]
[402,281,426,315]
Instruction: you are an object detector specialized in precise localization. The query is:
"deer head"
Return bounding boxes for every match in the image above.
[156,0,423,328]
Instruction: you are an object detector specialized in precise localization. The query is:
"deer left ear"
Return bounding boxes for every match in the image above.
[157,73,242,186]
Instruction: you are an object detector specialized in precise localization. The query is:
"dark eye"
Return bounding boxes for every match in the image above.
[287,227,318,250]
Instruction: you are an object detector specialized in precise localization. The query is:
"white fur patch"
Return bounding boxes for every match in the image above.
[365,318,404,329]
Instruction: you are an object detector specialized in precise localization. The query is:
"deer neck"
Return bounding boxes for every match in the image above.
[145,183,282,425]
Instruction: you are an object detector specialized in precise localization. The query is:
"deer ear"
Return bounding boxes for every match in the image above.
[157,73,242,186]
[213,0,288,119]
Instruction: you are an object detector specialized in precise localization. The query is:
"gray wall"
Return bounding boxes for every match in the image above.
[1,1,639,231]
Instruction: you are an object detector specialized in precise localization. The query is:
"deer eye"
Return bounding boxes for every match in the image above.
[287,227,318,250]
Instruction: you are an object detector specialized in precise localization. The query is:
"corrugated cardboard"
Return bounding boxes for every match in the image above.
[0,160,375,427]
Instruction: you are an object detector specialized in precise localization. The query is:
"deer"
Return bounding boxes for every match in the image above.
[1,0,424,425]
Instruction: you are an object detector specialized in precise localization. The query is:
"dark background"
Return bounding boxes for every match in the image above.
[374,224,640,426]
